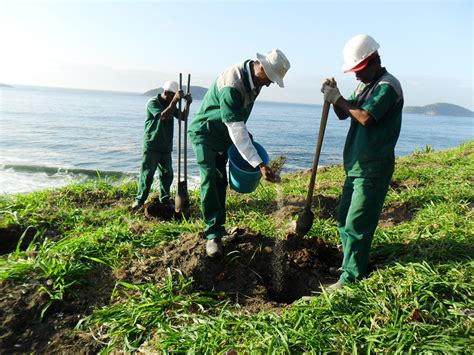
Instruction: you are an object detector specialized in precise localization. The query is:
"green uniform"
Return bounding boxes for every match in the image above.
[337,68,403,283]
[189,60,258,240]
[135,97,177,204]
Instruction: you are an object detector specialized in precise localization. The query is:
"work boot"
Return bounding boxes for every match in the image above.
[206,239,223,258]
[327,280,344,291]
[131,200,143,212]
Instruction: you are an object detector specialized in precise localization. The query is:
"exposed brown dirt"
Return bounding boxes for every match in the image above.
[0,225,38,255]
[0,265,114,354]
[144,199,176,220]
[379,202,416,227]
[272,194,340,222]
[118,228,342,312]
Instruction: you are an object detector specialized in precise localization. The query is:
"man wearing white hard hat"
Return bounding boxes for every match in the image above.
[132,80,192,211]
[322,35,404,289]
[189,49,290,258]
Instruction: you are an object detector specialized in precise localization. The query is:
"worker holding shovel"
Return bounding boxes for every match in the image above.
[189,49,290,258]
[322,34,403,289]
[132,80,192,212]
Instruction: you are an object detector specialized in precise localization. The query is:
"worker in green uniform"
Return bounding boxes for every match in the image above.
[322,34,403,289]
[189,49,291,258]
[132,80,192,211]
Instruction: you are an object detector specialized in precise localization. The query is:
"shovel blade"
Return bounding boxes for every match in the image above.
[295,207,314,237]
[175,181,189,214]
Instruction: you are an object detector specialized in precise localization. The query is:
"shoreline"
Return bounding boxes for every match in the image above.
[3,139,474,195]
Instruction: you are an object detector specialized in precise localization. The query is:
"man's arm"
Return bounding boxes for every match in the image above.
[333,104,349,120]
[160,90,183,121]
[323,83,375,126]
[333,98,375,126]
[220,87,279,182]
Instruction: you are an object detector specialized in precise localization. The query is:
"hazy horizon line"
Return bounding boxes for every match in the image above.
[2,82,473,111]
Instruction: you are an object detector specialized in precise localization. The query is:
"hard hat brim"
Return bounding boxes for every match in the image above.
[342,51,378,73]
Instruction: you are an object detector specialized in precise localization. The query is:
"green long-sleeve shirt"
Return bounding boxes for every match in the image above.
[344,68,404,177]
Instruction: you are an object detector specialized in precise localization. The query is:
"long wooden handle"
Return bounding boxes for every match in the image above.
[184,74,191,183]
[305,100,331,207]
[177,73,182,184]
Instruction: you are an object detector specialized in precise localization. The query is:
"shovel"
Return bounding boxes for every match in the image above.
[175,73,190,215]
[295,100,331,237]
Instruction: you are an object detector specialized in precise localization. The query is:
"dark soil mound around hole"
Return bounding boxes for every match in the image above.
[275,194,340,221]
[144,199,176,220]
[144,198,192,221]
[0,265,115,353]
[122,229,341,312]
[379,202,416,227]
[0,225,37,255]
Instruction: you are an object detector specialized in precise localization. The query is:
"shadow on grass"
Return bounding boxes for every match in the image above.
[369,238,474,271]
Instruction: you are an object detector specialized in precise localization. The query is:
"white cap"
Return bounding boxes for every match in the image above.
[256,49,290,88]
[162,80,179,93]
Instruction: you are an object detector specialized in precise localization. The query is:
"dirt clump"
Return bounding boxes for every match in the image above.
[273,194,339,222]
[144,199,176,220]
[0,265,115,354]
[144,198,195,221]
[121,228,341,312]
[0,225,38,255]
[379,202,416,227]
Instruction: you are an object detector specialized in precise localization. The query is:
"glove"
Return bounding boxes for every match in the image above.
[321,78,332,93]
[323,85,342,104]
[321,77,338,93]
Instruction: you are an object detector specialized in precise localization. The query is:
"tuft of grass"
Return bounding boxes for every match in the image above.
[0,141,473,353]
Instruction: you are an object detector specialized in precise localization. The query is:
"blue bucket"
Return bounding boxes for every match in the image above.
[228,142,269,193]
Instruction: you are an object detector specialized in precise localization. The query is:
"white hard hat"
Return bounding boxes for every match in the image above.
[256,49,291,88]
[162,80,178,93]
[341,34,380,73]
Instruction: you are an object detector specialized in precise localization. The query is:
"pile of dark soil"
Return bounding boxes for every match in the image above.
[121,228,342,312]
[144,199,175,220]
[144,198,193,221]
[0,225,38,255]
[0,265,114,353]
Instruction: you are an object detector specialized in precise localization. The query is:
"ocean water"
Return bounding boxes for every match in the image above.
[1,85,473,194]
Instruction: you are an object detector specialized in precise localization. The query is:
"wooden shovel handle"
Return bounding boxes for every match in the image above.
[177,73,183,183]
[184,74,190,183]
[305,100,331,207]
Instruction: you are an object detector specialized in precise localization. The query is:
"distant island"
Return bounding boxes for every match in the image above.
[0,83,13,88]
[143,86,208,100]
[404,103,474,117]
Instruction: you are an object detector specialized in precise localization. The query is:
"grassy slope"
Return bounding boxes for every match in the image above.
[1,143,473,353]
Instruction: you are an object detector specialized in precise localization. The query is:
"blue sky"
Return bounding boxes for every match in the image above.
[0,0,472,109]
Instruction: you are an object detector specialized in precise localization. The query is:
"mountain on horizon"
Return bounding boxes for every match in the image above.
[404,103,474,117]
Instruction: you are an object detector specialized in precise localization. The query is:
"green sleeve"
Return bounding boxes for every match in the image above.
[147,100,163,118]
[347,83,362,105]
[347,90,357,105]
[219,87,244,123]
[361,84,398,121]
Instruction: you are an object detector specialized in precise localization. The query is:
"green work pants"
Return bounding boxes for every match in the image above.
[192,142,228,240]
[135,148,173,204]
[337,175,392,283]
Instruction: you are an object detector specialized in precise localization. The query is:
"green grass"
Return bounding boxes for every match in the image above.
[1,142,473,353]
